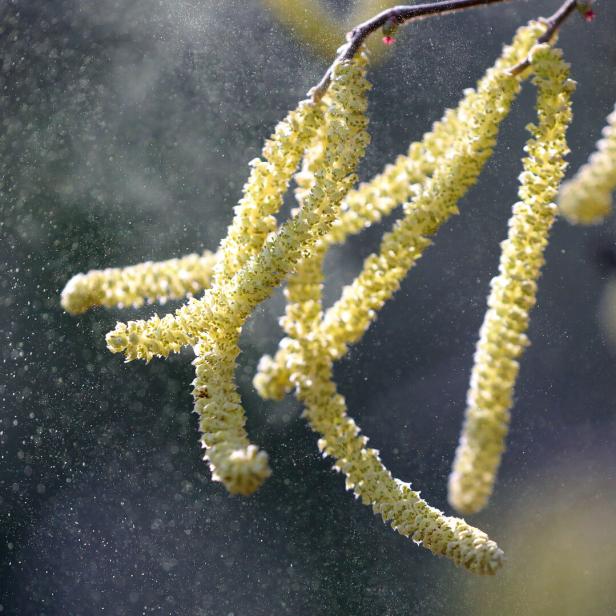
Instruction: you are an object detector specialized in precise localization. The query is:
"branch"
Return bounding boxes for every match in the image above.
[509,0,578,75]
[309,0,581,101]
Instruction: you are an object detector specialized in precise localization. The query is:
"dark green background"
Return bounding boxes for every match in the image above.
[1,1,615,614]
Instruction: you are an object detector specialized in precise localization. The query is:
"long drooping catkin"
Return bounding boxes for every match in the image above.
[448,44,575,515]
[188,56,371,495]
[558,103,616,225]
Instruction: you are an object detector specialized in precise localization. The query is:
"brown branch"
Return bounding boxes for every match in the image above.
[309,0,580,101]
[509,0,578,75]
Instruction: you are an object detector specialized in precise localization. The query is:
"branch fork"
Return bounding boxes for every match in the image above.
[311,0,591,101]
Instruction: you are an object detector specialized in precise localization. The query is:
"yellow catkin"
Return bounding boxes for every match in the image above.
[104,97,322,362]
[260,113,504,572]
[213,100,325,286]
[190,57,370,495]
[325,107,459,246]
[325,28,551,248]
[62,100,322,318]
[104,57,370,495]
[559,102,616,225]
[192,335,272,496]
[254,22,546,400]
[192,100,325,487]
[105,57,370,364]
[190,318,271,496]
[448,44,575,516]
[254,108,331,400]
[294,343,505,575]
[60,250,217,315]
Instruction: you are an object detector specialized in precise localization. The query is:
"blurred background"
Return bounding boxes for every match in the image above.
[1,1,615,614]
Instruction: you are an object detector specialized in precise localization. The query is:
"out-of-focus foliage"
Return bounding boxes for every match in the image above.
[461,460,616,616]
[598,276,616,346]
[263,0,394,60]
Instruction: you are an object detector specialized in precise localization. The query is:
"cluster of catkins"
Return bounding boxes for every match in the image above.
[63,20,611,574]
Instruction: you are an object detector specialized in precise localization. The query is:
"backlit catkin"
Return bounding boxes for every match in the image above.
[61,250,217,315]
[293,340,505,575]
[448,44,575,515]
[105,57,369,365]
[254,21,546,400]
[183,56,370,495]
[254,106,331,401]
[559,103,616,225]
[270,132,506,570]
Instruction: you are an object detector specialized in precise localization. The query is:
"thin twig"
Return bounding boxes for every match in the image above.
[509,0,578,75]
[309,0,579,101]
